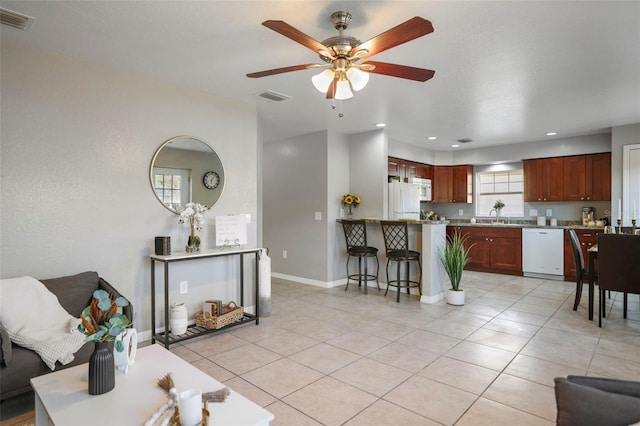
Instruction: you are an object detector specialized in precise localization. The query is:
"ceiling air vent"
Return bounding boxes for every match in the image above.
[257,90,291,103]
[0,8,34,30]
[457,138,473,144]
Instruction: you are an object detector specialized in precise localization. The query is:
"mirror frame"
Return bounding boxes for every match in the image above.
[149,135,225,214]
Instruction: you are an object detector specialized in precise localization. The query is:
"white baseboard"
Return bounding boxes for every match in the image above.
[420,292,445,304]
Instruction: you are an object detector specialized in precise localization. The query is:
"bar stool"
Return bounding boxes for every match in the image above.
[380,220,422,302]
[341,219,380,294]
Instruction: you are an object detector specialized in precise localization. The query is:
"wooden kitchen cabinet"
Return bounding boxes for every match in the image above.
[388,157,433,182]
[585,153,611,201]
[416,163,433,180]
[433,165,473,203]
[563,153,611,201]
[523,157,563,201]
[448,226,522,275]
[433,166,453,202]
[564,228,602,282]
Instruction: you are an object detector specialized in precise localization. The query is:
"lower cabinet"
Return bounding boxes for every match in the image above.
[563,228,602,282]
[448,226,522,275]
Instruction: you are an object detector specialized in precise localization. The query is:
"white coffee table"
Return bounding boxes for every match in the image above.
[30,344,274,426]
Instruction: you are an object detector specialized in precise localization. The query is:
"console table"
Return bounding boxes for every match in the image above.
[151,248,261,349]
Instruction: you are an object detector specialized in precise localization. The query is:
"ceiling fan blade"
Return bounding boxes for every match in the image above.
[246,63,322,78]
[363,61,435,82]
[262,20,329,55]
[352,17,434,59]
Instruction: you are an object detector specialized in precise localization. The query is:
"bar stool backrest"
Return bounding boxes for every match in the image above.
[380,220,410,258]
[342,219,368,251]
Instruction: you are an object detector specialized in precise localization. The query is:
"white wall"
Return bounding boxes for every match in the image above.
[327,131,350,283]
[612,123,640,220]
[0,41,259,335]
[263,130,328,283]
[452,133,611,165]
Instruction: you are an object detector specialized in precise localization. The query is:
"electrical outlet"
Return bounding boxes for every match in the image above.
[458,209,463,216]
[529,209,538,217]
[315,212,322,221]
[546,209,552,217]
[179,281,188,294]
[282,250,287,259]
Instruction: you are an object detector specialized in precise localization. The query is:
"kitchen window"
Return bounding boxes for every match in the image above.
[476,170,524,217]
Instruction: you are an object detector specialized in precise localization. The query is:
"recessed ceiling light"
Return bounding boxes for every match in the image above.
[376,123,386,128]
[546,132,557,136]
[428,136,437,140]
[452,144,460,148]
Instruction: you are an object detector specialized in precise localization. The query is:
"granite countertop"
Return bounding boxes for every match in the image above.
[337,217,606,230]
[337,218,450,225]
[446,220,606,230]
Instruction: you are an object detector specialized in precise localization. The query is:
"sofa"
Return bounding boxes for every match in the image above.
[554,375,640,426]
[0,271,133,401]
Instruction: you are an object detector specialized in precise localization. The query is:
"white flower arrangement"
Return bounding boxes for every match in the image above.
[178,202,207,231]
[178,203,208,250]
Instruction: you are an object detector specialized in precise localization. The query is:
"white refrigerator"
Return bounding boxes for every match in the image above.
[388,182,421,220]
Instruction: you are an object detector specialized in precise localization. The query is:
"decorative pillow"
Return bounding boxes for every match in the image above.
[554,377,640,426]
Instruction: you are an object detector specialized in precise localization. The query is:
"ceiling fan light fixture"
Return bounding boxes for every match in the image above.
[346,67,369,91]
[334,78,353,100]
[311,69,335,92]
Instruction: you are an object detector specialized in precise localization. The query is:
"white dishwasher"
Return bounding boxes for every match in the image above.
[522,228,565,280]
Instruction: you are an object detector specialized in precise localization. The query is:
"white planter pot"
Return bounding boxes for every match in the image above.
[446,289,465,305]
[169,302,188,335]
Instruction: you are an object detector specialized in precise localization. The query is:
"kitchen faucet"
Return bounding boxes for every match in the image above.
[489,209,509,224]
[489,209,498,223]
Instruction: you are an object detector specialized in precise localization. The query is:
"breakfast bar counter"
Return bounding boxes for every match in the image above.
[337,218,449,304]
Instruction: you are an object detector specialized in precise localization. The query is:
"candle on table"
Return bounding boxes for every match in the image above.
[634,200,637,220]
[618,199,622,220]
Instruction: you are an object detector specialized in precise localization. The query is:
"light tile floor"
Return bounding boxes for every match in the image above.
[3,271,638,425]
[168,271,640,425]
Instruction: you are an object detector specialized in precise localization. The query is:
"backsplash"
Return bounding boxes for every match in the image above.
[421,200,612,224]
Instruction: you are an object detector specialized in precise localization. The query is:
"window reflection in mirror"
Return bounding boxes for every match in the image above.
[150,136,224,213]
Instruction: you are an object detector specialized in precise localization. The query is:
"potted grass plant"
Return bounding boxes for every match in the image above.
[441,229,474,305]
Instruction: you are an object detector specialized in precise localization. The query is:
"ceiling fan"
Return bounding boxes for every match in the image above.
[246,11,435,100]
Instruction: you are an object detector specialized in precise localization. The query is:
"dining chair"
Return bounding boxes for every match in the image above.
[380,220,422,302]
[340,219,380,294]
[597,233,640,327]
[567,228,596,311]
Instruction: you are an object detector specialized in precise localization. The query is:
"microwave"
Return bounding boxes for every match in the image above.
[411,177,432,201]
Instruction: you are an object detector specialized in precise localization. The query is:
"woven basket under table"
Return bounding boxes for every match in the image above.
[195,302,244,329]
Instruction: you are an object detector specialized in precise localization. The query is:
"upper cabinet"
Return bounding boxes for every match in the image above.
[523,157,564,201]
[525,153,611,202]
[586,153,612,201]
[388,157,433,182]
[433,165,473,203]
[563,153,611,201]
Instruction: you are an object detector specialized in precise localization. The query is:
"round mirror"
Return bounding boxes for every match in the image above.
[150,136,225,213]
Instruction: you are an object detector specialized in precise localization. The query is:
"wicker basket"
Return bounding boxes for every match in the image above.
[195,302,243,329]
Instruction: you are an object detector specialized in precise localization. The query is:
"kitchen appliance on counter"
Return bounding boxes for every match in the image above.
[388,182,420,220]
[411,177,432,201]
[522,228,564,280]
[582,207,595,226]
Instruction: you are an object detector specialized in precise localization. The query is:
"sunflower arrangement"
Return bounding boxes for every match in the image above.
[342,193,361,215]
[341,193,361,207]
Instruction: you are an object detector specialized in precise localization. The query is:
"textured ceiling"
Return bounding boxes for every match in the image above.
[1,1,639,151]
